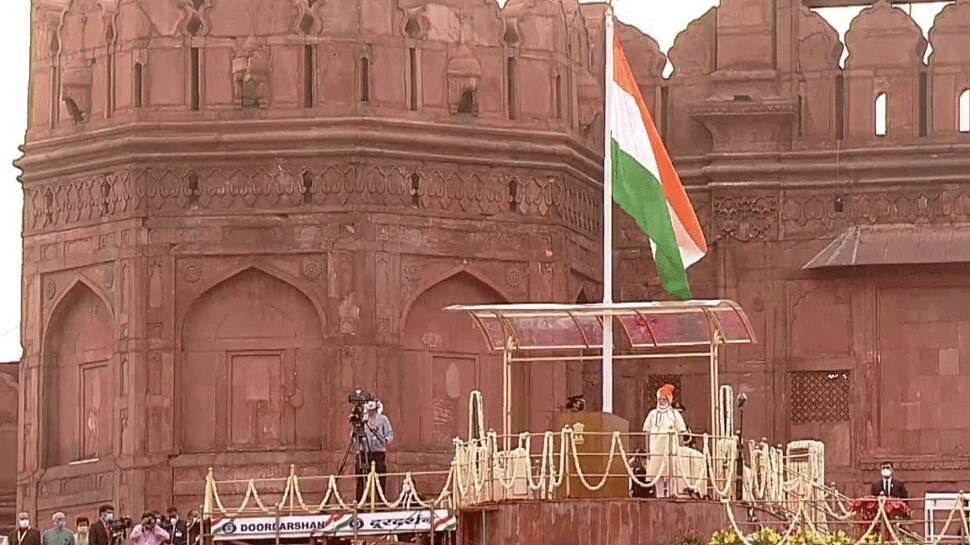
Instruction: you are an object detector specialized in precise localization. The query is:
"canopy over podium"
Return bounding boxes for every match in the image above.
[446,300,757,440]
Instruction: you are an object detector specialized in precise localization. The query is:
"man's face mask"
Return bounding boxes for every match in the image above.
[103,513,114,523]
[18,518,29,529]
[55,520,66,531]
[881,467,892,478]
[78,526,89,535]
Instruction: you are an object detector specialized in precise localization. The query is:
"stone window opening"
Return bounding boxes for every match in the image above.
[100,179,111,216]
[874,92,888,137]
[918,71,928,137]
[506,56,518,120]
[44,188,54,225]
[302,45,314,108]
[555,73,562,119]
[187,172,200,209]
[190,47,201,111]
[408,47,419,111]
[835,72,845,141]
[49,34,60,127]
[410,173,420,208]
[106,52,115,116]
[959,89,970,133]
[508,179,519,213]
[360,56,370,103]
[134,63,143,108]
[457,89,477,115]
[301,171,313,205]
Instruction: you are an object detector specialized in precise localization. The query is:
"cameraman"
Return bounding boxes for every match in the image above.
[355,400,394,501]
[130,514,168,545]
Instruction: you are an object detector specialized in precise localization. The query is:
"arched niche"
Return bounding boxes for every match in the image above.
[179,268,325,453]
[399,271,509,451]
[43,280,114,467]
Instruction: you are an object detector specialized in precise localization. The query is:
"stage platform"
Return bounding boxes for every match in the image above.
[457,498,764,545]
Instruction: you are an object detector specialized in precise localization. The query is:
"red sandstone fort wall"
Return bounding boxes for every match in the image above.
[12,0,970,518]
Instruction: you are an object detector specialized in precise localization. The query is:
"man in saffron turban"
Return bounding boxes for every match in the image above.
[642,384,688,498]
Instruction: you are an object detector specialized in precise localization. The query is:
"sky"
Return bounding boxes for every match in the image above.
[0,0,950,362]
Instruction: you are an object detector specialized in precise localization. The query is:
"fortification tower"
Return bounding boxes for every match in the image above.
[16,0,653,518]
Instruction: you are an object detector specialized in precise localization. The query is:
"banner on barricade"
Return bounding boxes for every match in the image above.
[211,510,456,540]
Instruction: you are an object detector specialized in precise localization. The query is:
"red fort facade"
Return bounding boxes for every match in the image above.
[13,0,970,521]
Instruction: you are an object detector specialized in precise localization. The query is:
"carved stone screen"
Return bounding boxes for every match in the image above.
[790,371,850,424]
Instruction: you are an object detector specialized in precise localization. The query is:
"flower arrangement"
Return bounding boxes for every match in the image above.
[848,496,912,521]
[676,532,704,545]
[708,528,891,545]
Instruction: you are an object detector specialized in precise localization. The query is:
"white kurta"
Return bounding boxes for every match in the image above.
[642,408,705,496]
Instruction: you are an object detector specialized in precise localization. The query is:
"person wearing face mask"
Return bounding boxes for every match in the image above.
[8,512,41,545]
[129,513,169,545]
[642,384,687,498]
[184,511,199,545]
[42,513,75,545]
[870,461,909,499]
[159,508,186,545]
[74,518,89,545]
[88,505,114,545]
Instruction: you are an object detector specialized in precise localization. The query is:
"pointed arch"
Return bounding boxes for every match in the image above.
[399,266,512,327]
[42,278,115,467]
[181,263,327,334]
[178,266,327,453]
[398,270,510,451]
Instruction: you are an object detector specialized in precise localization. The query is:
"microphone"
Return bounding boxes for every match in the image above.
[737,393,748,407]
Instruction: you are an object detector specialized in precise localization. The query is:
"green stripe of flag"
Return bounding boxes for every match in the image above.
[611,139,691,300]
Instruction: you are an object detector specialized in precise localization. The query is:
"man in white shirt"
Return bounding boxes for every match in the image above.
[642,384,687,498]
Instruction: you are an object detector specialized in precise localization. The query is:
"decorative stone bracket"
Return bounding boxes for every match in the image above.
[690,97,796,153]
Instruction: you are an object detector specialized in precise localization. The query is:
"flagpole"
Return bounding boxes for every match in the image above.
[601,7,615,414]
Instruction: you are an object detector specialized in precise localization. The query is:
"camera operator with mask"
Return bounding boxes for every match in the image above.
[129,514,168,545]
[355,400,394,501]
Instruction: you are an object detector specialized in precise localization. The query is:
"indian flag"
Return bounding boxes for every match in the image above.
[608,33,707,299]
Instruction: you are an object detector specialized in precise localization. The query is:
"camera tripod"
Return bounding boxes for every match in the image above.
[335,420,371,477]
[335,418,379,503]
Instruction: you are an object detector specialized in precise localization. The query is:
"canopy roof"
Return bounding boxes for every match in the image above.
[446,300,756,351]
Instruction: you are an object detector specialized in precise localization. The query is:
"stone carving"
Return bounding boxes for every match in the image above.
[338,295,359,335]
[102,267,114,289]
[302,260,322,281]
[447,43,482,116]
[505,267,523,288]
[183,264,202,283]
[147,322,163,339]
[713,195,778,242]
[44,279,55,300]
[781,189,970,235]
[232,37,271,108]
[25,165,601,237]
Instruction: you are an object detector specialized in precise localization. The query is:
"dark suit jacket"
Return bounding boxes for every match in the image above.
[7,528,41,545]
[871,478,909,499]
[88,522,110,545]
[160,519,187,545]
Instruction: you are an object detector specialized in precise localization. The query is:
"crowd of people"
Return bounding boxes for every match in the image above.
[6,506,200,545]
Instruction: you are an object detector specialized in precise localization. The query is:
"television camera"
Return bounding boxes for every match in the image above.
[108,517,133,545]
[347,388,375,430]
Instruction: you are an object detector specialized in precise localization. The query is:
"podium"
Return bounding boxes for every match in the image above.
[555,412,630,499]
